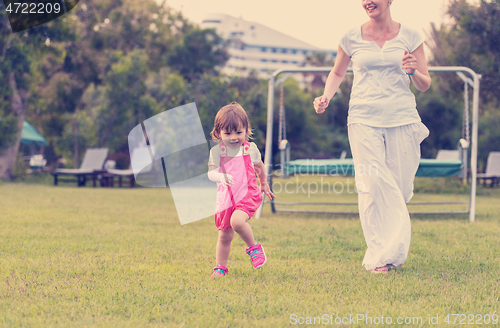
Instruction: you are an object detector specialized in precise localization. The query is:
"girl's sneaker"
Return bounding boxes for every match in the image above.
[246,243,266,269]
[211,265,228,277]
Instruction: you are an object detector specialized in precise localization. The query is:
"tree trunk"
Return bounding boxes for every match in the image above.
[0,72,26,180]
[73,114,79,168]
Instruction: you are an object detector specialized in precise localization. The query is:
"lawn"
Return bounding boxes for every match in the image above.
[0,175,499,327]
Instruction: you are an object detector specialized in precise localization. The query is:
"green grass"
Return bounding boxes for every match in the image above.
[1,175,499,327]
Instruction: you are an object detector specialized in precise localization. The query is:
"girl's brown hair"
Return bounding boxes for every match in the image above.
[210,102,253,141]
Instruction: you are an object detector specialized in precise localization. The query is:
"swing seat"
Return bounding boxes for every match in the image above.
[284,158,462,177]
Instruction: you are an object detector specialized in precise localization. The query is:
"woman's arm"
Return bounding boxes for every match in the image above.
[313,45,351,114]
[254,161,275,200]
[402,44,431,92]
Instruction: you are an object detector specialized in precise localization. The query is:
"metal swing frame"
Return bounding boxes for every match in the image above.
[261,66,481,222]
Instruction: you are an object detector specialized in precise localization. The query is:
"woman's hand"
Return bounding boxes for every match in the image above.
[313,95,329,114]
[402,50,417,74]
[260,183,276,200]
[401,45,431,92]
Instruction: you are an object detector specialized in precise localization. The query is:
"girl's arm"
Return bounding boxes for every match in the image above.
[402,44,431,92]
[208,165,234,186]
[313,45,351,114]
[254,161,275,200]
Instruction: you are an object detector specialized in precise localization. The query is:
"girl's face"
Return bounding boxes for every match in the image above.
[361,0,390,18]
[220,126,246,149]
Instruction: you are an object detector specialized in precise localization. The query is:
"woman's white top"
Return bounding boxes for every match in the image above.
[208,142,262,168]
[339,24,424,128]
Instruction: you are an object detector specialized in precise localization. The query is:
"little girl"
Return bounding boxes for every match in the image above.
[208,102,275,277]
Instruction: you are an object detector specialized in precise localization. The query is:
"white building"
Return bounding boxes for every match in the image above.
[200,13,336,82]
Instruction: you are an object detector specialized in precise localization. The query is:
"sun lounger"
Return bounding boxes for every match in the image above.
[477,151,500,187]
[102,147,152,187]
[51,148,108,187]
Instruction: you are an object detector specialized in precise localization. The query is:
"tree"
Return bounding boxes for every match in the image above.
[37,0,183,167]
[147,68,188,107]
[168,28,229,82]
[429,0,500,164]
[0,2,72,179]
[416,86,462,159]
[304,52,335,90]
[94,49,158,152]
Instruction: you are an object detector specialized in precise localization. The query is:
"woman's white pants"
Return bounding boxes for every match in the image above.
[348,122,429,271]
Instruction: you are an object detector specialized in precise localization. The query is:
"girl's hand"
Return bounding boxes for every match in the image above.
[220,174,234,187]
[208,169,234,186]
[313,95,329,114]
[402,50,417,75]
[261,183,276,200]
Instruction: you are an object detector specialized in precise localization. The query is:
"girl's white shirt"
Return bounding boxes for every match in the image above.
[208,142,262,168]
[339,24,424,128]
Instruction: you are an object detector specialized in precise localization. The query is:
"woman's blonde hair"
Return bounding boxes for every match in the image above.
[210,102,253,141]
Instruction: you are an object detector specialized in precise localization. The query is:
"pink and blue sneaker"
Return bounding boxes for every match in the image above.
[211,265,228,277]
[246,243,266,269]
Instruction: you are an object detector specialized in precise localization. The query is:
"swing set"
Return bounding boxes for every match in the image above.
[259,66,481,222]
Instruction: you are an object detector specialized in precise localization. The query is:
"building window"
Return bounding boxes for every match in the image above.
[292,61,298,64]
[272,48,277,53]
[302,50,308,55]
[261,47,266,52]
[282,60,288,64]
[292,49,297,54]
[271,59,278,63]
[281,49,287,54]
[261,59,268,62]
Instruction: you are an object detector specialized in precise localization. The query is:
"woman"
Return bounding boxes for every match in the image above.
[313,0,431,273]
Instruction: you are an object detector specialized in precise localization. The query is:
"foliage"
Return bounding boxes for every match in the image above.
[0,1,74,179]
[226,73,268,146]
[168,28,229,82]
[314,76,352,159]
[429,0,500,165]
[0,115,17,149]
[145,67,189,112]
[25,0,233,166]
[415,83,462,159]
[95,49,156,152]
[3,0,500,178]
[478,109,500,171]
[276,79,331,162]
[30,0,189,165]
[305,52,335,67]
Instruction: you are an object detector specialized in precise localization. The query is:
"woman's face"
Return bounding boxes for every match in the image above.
[361,0,391,18]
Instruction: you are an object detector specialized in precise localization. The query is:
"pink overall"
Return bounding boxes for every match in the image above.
[215,141,263,231]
